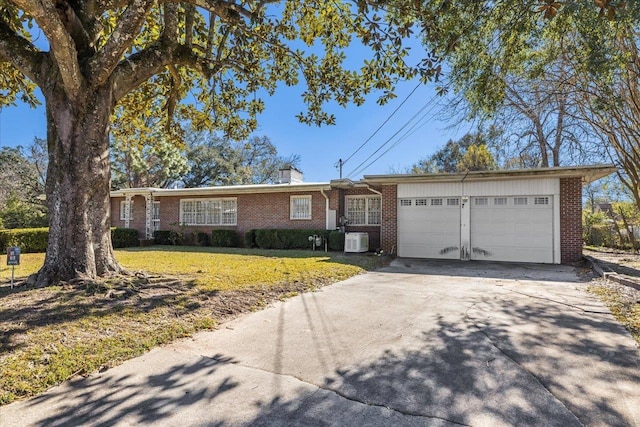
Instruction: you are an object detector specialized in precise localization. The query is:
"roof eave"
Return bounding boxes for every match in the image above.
[110,183,332,198]
[361,165,617,185]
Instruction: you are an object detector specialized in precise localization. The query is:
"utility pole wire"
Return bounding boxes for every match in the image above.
[349,102,440,178]
[346,94,439,178]
[341,81,422,166]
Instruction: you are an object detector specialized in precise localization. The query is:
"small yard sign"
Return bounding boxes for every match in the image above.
[7,246,21,266]
[7,246,20,289]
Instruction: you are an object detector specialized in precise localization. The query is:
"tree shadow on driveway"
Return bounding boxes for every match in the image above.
[18,353,237,427]
[246,292,639,426]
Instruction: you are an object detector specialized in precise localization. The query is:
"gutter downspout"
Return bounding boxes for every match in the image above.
[365,185,382,196]
[320,188,330,230]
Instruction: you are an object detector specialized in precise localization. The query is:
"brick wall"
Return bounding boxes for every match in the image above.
[110,196,146,237]
[381,185,397,254]
[560,177,583,263]
[114,191,334,241]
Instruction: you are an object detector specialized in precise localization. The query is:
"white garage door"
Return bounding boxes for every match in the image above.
[470,195,553,263]
[398,197,461,259]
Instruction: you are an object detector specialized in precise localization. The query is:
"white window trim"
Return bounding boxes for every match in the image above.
[120,200,133,220]
[290,195,312,220]
[346,195,382,226]
[179,198,237,226]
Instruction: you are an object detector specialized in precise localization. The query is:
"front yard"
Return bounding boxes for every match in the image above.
[0,246,382,405]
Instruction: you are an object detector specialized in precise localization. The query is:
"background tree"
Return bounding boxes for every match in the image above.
[410,1,640,201]
[456,144,497,172]
[0,139,48,228]
[111,132,189,190]
[573,25,640,211]
[411,131,499,173]
[183,133,300,187]
[1,1,429,285]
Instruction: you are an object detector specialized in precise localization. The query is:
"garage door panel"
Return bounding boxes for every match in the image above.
[398,199,460,259]
[471,195,553,264]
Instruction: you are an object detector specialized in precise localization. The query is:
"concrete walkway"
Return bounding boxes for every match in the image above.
[2,260,639,426]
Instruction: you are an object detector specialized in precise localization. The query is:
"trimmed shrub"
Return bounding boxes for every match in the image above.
[153,230,181,245]
[211,229,239,247]
[0,227,49,253]
[196,232,210,246]
[254,229,329,250]
[244,229,256,248]
[111,227,139,248]
[328,230,345,251]
[588,224,617,247]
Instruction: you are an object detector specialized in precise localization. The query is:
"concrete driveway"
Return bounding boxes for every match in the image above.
[2,260,639,426]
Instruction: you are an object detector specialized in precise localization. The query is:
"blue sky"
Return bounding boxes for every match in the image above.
[0,19,468,184]
[0,79,466,183]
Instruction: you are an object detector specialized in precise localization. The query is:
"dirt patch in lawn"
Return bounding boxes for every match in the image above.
[0,273,337,405]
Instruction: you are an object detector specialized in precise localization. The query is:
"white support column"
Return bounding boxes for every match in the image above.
[124,195,132,229]
[145,194,153,239]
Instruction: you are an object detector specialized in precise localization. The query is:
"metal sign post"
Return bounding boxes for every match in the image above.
[6,247,20,289]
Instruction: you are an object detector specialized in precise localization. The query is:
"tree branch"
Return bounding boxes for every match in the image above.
[184,4,196,48]
[162,2,179,42]
[86,0,155,87]
[11,0,83,100]
[0,17,48,87]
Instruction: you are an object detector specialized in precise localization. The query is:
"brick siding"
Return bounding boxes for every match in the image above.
[110,195,146,237]
[380,185,397,254]
[112,191,332,242]
[560,177,583,263]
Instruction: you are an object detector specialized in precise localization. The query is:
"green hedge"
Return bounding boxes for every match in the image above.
[196,232,210,246]
[254,229,330,250]
[0,227,49,253]
[244,229,256,248]
[153,230,182,245]
[0,227,142,253]
[211,230,239,247]
[111,228,140,248]
[328,231,345,251]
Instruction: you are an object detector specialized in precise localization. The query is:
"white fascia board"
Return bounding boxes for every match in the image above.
[111,183,331,198]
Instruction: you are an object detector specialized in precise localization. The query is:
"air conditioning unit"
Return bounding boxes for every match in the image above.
[345,232,369,253]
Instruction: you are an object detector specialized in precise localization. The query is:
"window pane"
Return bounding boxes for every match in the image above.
[367,197,381,225]
[347,197,366,225]
[222,200,237,225]
[291,196,311,219]
[514,197,528,205]
[181,198,236,225]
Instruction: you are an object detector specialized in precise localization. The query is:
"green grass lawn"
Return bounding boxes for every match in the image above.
[0,246,382,405]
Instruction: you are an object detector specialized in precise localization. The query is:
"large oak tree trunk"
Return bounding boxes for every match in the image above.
[35,83,122,286]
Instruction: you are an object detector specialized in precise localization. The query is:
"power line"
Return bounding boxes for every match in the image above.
[340,81,422,166]
[346,94,439,178]
[349,102,440,178]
